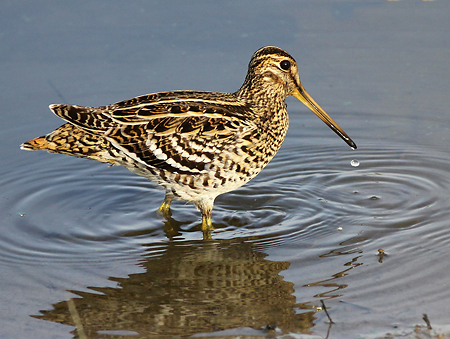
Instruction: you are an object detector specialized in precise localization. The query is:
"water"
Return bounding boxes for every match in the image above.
[2,1,450,338]
[350,159,359,167]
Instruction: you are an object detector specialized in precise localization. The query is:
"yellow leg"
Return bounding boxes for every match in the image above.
[196,199,215,239]
[201,214,213,230]
[157,196,173,219]
[201,213,213,240]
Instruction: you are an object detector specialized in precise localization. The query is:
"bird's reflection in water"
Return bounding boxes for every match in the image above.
[33,239,317,337]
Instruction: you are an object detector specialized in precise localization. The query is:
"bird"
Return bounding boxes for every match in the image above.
[21,46,356,237]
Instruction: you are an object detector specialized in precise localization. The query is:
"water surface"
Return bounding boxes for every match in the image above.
[2,1,450,338]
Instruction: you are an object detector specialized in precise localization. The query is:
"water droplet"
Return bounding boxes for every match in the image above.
[350,159,360,167]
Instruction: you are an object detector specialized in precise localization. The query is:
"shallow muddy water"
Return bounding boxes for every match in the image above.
[1,1,450,338]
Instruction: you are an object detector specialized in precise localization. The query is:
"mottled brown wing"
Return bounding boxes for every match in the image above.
[50,95,256,175]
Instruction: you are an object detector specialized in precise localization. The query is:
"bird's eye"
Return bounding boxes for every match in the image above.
[280,60,291,71]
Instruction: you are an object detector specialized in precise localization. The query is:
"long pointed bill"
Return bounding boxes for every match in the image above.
[292,86,357,149]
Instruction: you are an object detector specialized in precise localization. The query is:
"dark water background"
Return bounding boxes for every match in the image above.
[1,1,450,338]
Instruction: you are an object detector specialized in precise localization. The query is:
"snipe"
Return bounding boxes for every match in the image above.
[21,46,356,238]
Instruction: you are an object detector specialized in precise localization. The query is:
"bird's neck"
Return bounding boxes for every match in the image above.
[236,72,288,105]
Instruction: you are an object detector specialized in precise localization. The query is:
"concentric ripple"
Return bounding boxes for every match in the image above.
[215,142,450,248]
[2,139,450,267]
[0,155,167,265]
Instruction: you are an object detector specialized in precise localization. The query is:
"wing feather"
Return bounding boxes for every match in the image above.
[49,92,257,175]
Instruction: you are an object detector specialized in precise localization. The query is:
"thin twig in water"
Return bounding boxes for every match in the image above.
[47,80,68,103]
[321,300,335,324]
[67,298,87,339]
[423,313,432,330]
[325,320,332,339]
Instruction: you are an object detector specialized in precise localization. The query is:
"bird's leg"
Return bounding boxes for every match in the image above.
[157,195,173,219]
[201,213,213,230]
[201,213,213,240]
[197,199,214,240]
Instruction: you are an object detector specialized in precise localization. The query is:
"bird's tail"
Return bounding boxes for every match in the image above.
[20,123,114,164]
[20,136,49,151]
